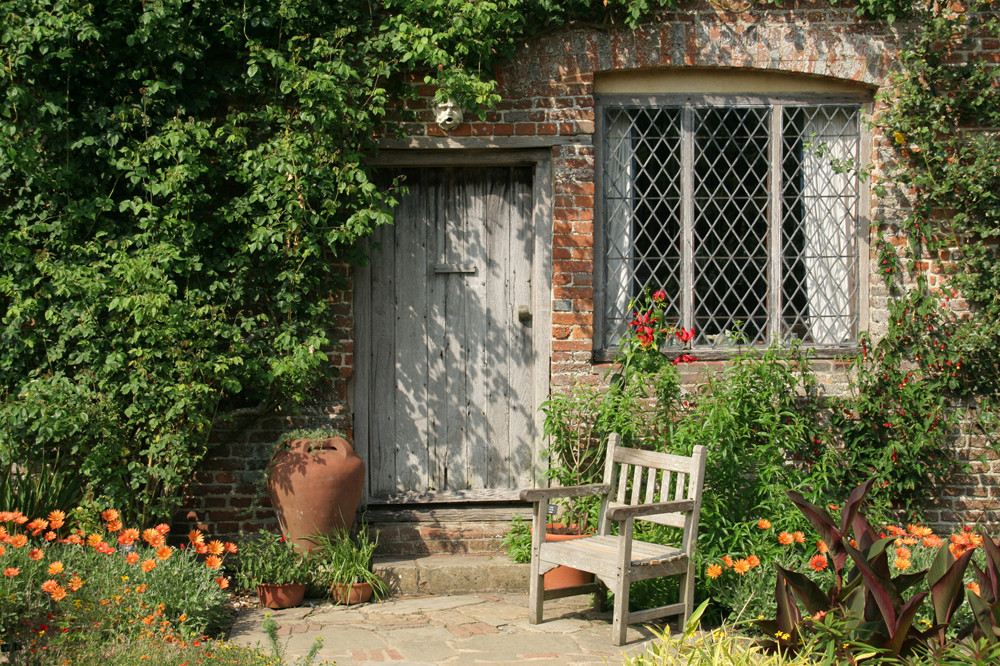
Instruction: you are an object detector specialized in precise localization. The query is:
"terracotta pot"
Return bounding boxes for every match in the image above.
[257,583,306,609]
[267,436,365,551]
[536,523,595,591]
[330,581,374,605]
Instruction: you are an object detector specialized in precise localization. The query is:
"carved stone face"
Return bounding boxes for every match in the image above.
[434,99,464,131]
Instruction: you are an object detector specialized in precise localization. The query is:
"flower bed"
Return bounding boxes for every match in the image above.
[0,508,237,660]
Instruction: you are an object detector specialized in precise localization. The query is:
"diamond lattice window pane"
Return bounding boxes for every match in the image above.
[692,107,771,346]
[780,106,861,346]
[602,107,682,348]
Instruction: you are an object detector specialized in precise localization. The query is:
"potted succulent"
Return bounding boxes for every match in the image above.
[267,427,365,552]
[311,524,385,605]
[235,529,310,609]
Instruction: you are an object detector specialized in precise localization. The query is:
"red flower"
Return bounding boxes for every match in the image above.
[675,327,695,343]
[652,290,667,302]
[672,354,698,365]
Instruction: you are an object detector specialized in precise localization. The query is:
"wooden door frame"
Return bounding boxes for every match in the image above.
[354,149,553,507]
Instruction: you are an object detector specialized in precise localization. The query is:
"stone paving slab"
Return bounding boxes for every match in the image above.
[227,592,666,665]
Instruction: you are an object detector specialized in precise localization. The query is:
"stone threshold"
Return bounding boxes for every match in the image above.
[374,553,529,596]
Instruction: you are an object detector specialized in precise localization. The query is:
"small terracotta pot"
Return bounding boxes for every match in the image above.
[257,583,306,609]
[267,436,365,552]
[330,581,374,605]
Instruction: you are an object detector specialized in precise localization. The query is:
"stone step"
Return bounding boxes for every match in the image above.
[374,553,529,595]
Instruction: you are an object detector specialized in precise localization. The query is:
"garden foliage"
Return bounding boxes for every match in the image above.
[0,507,234,662]
[752,480,1000,662]
[0,0,559,521]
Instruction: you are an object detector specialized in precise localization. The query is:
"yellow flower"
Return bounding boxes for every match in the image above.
[894,131,905,145]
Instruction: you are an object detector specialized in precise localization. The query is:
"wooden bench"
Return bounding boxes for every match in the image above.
[520,434,707,645]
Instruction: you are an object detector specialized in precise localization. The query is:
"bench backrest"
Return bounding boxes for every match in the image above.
[597,433,707,554]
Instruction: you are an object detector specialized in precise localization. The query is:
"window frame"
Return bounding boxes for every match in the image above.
[592,92,873,362]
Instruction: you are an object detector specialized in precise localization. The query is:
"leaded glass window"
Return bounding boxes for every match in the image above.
[597,95,868,351]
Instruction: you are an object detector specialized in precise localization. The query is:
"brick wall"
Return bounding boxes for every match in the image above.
[180,1,1000,549]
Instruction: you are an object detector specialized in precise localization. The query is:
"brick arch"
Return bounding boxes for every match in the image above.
[496,4,897,102]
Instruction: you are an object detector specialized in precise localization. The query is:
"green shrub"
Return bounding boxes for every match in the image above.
[501,516,532,564]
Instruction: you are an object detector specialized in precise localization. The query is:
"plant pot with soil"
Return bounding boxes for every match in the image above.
[311,523,385,605]
[502,517,595,590]
[540,522,594,590]
[235,529,310,609]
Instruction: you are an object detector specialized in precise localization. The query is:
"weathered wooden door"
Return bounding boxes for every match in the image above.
[355,166,543,503]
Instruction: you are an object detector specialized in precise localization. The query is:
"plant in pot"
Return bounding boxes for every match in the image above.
[235,529,310,609]
[267,427,365,552]
[311,524,385,605]
[530,383,613,590]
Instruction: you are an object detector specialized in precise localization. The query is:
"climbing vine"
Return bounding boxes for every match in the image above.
[833,0,1000,514]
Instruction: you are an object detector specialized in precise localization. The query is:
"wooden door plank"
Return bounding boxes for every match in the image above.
[509,167,536,489]
[370,221,396,497]
[427,170,448,493]
[393,170,430,494]
[353,249,371,503]
[482,168,509,489]
[443,170,470,491]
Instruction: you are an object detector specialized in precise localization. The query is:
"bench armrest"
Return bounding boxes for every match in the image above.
[520,484,610,502]
[605,499,695,521]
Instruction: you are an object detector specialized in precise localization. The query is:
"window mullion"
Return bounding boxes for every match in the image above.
[681,105,695,333]
[768,105,783,342]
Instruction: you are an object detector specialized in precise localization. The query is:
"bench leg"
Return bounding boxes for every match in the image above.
[611,576,630,647]
[679,559,695,629]
[594,580,608,613]
[528,563,544,624]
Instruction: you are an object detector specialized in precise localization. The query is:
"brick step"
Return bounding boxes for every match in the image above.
[374,554,529,595]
